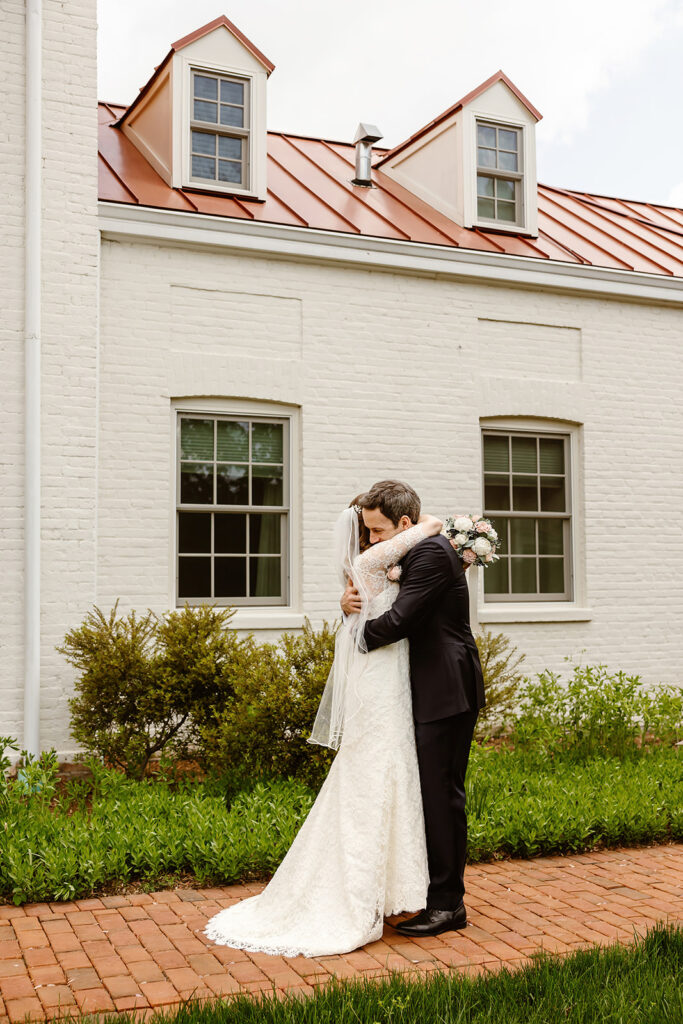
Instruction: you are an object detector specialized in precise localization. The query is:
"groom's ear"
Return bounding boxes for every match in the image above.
[398,515,412,531]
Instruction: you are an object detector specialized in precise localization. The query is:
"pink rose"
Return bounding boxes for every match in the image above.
[475,521,491,533]
[448,538,460,551]
[462,549,477,564]
[387,565,402,582]
[485,553,493,563]
[471,515,482,522]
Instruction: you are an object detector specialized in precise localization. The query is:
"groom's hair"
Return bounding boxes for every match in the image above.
[360,480,421,526]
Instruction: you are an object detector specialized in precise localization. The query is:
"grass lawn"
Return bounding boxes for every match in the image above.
[1,745,681,906]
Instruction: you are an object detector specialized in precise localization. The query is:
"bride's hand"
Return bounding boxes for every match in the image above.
[418,513,443,536]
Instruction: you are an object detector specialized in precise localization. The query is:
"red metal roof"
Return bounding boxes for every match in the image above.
[98,101,683,279]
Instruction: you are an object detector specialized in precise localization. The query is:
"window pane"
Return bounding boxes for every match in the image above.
[478,124,496,147]
[194,100,218,123]
[540,438,565,474]
[191,131,215,156]
[250,513,281,554]
[538,518,564,555]
[192,155,215,179]
[218,136,242,160]
[194,75,217,100]
[540,476,565,512]
[511,557,536,594]
[252,465,283,506]
[220,80,244,105]
[216,420,248,462]
[181,418,214,460]
[510,517,535,555]
[178,512,211,553]
[540,557,565,594]
[484,434,509,472]
[496,178,515,201]
[215,557,247,597]
[250,558,281,598]
[498,151,518,172]
[252,422,284,463]
[497,201,517,222]
[180,463,213,504]
[478,197,495,218]
[178,556,211,598]
[499,129,518,151]
[484,557,508,594]
[215,513,246,554]
[220,105,244,128]
[512,475,538,511]
[216,465,248,504]
[511,436,537,473]
[477,175,495,197]
[491,516,508,551]
[478,148,496,168]
[485,473,510,510]
[218,160,242,183]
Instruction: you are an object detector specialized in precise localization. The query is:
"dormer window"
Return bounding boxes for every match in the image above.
[190,70,250,188]
[476,121,523,225]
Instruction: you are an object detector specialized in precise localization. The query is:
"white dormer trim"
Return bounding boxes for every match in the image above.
[171,54,267,200]
[463,109,538,237]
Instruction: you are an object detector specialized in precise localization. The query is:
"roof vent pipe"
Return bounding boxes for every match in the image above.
[352,123,383,186]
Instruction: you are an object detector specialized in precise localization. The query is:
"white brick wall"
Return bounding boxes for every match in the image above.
[3,2,682,757]
[1,0,99,752]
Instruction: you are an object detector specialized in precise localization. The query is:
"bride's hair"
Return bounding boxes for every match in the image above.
[349,495,371,552]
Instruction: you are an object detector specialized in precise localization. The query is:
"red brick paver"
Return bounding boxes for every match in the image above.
[0,843,681,1021]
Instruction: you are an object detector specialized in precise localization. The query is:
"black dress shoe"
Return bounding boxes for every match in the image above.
[393,905,467,936]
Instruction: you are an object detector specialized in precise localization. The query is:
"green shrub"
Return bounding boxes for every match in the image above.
[474,629,526,739]
[58,600,251,779]
[510,663,683,761]
[197,619,336,788]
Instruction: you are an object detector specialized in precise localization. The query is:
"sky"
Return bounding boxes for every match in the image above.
[98,0,683,208]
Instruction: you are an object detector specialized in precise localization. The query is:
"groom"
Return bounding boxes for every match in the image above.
[341,479,486,936]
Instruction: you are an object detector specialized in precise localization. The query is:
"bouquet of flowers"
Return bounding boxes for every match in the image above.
[442,514,501,568]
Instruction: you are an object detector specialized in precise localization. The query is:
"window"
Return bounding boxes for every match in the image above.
[476,121,522,225]
[482,429,572,601]
[190,70,249,188]
[176,414,288,605]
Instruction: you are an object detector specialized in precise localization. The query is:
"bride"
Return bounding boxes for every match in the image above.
[202,500,444,957]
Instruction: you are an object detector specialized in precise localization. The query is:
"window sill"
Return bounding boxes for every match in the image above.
[478,604,593,624]
[228,609,306,631]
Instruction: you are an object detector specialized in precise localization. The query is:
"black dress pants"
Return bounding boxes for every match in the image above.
[414,708,479,910]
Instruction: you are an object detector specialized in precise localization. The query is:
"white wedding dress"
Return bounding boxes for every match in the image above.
[203,523,430,957]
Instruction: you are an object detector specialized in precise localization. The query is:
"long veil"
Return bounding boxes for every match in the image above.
[308,506,370,750]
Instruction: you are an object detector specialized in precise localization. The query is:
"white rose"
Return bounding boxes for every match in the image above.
[488,529,498,542]
[453,516,473,533]
[454,533,469,546]
[473,537,492,556]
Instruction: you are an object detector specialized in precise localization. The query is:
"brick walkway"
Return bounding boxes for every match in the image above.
[1,843,681,1022]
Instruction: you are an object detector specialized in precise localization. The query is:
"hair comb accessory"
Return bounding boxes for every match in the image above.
[352,504,362,514]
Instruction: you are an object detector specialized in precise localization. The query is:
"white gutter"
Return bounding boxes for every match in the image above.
[24,0,41,757]
[99,201,683,307]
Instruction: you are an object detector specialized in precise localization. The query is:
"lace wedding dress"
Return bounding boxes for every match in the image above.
[203,523,431,958]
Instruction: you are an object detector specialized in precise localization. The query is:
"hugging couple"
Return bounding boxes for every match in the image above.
[204,479,486,957]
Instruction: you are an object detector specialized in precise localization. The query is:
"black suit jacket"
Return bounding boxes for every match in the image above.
[363,533,486,723]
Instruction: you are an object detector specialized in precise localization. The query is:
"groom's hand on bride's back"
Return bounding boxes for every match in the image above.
[341,582,362,616]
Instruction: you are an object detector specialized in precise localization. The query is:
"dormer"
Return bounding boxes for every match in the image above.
[376,71,541,237]
[116,15,274,201]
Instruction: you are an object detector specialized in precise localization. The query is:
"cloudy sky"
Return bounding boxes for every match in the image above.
[98,0,683,207]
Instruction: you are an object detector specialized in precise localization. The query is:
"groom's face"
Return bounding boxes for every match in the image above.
[362,507,412,546]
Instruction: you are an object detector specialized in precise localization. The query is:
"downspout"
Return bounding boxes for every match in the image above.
[24,0,41,756]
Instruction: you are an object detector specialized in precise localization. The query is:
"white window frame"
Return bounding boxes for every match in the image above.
[474,118,524,230]
[475,418,592,625]
[179,59,257,197]
[188,68,251,191]
[170,399,302,627]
